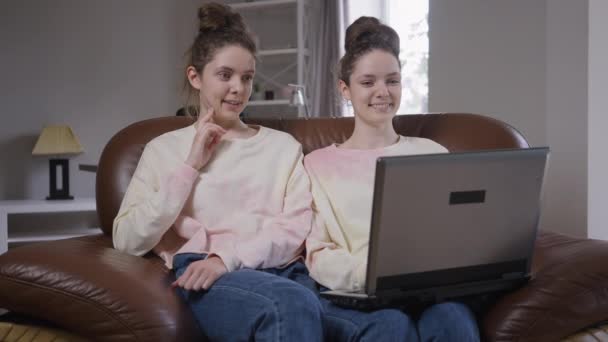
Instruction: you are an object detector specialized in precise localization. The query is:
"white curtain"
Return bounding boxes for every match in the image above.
[307,0,343,117]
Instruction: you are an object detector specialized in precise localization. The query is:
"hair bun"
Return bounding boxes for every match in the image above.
[344,16,399,57]
[339,16,401,83]
[344,16,381,52]
[198,3,246,34]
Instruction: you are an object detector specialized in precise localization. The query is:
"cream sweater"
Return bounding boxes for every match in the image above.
[304,136,448,291]
[113,124,312,272]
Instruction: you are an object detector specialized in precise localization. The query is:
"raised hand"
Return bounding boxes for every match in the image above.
[185,108,226,170]
[171,256,228,291]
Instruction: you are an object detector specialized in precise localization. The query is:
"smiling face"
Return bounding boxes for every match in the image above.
[187,44,256,123]
[339,49,401,125]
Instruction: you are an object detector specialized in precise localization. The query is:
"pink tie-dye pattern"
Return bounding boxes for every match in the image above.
[115,125,313,271]
[304,138,449,291]
[146,128,311,271]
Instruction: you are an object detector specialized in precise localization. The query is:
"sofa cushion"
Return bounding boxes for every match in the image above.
[0,235,204,342]
[483,231,608,341]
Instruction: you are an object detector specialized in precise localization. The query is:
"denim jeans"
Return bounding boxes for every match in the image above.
[262,260,419,340]
[317,287,479,342]
[173,253,323,342]
[173,253,479,341]
[416,302,480,341]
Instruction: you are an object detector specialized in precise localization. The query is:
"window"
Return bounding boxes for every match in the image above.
[342,0,429,115]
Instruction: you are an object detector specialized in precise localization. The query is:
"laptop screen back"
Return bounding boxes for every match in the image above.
[366,148,549,294]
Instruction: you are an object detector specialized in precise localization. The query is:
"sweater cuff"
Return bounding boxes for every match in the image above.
[209,250,241,273]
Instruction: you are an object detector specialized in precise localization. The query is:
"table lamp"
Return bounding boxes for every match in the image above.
[32,125,83,200]
[288,83,310,119]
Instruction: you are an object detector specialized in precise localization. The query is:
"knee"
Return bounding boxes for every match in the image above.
[419,302,479,342]
[261,283,323,340]
[362,309,417,341]
[270,282,323,322]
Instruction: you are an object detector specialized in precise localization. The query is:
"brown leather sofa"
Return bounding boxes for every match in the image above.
[1,113,608,341]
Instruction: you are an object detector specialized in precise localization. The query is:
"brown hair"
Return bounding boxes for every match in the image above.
[338,16,400,85]
[183,2,257,116]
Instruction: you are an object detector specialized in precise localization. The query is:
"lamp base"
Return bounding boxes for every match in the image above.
[46,195,74,200]
[47,159,74,200]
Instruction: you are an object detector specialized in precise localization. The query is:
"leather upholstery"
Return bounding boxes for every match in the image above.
[1,113,607,342]
[0,236,201,341]
[485,230,608,341]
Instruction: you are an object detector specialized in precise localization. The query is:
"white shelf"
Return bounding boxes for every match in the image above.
[230,0,310,114]
[0,198,95,214]
[248,99,290,106]
[258,48,309,57]
[259,48,296,56]
[0,198,97,254]
[230,0,296,10]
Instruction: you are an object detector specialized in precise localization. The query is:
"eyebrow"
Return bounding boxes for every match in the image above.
[357,72,401,78]
[215,66,255,74]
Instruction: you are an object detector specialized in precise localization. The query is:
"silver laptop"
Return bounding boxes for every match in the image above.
[321,147,549,310]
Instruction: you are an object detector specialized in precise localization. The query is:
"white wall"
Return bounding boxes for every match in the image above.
[429,0,596,238]
[588,0,608,239]
[0,0,183,200]
[545,0,588,237]
[428,0,547,147]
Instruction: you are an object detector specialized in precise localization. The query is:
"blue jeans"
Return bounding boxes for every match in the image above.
[286,265,479,342]
[415,302,480,341]
[316,287,479,342]
[173,253,323,342]
[173,253,479,341]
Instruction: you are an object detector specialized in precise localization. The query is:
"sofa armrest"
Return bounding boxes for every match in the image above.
[483,231,608,341]
[0,235,204,342]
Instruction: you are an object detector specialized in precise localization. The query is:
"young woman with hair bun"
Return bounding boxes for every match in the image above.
[305,16,480,341]
[113,3,323,340]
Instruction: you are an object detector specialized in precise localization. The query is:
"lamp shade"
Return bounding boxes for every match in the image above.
[288,83,310,119]
[32,125,83,156]
[290,88,306,107]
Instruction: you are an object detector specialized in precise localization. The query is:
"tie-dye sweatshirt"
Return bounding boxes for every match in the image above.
[113,124,312,272]
[304,136,448,291]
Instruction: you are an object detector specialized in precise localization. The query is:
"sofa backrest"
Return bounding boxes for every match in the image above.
[96,113,528,236]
